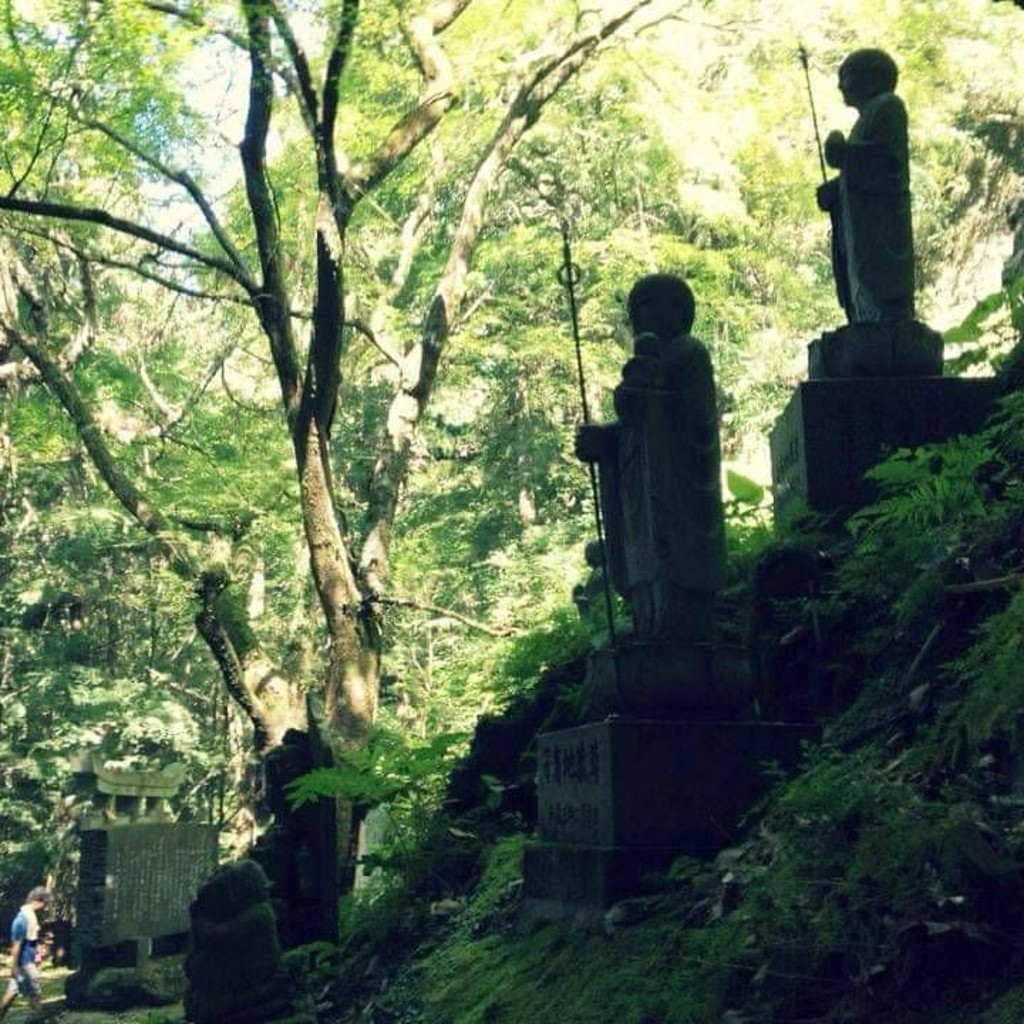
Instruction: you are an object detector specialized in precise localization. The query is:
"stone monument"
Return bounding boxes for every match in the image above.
[65,753,218,1010]
[772,49,998,516]
[523,275,817,919]
[810,47,941,379]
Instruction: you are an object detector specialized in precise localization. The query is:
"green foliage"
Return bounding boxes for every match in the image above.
[838,433,1002,628]
[288,729,467,810]
[685,743,1021,1021]
[290,725,471,900]
[946,586,1024,751]
[944,279,1024,375]
[723,466,774,560]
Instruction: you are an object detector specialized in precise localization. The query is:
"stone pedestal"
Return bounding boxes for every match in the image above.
[522,718,817,918]
[770,376,999,517]
[579,642,753,721]
[807,320,943,379]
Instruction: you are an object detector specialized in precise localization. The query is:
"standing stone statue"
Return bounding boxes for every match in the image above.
[575,273,726,645]
[817,48,914,324]
[808,48,941,379]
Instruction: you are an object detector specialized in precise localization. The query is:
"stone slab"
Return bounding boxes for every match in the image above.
[521,843,675,918]
[76,823,218,947]
[770,377,999,516]
[806,320,943,379]
[580,643,753,721]
[71,751,186,798]
[535,719,817,851]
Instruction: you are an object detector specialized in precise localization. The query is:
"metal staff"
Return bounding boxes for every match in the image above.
[558,219,616,645]
[801,43,851,317]
[798,43,828,184]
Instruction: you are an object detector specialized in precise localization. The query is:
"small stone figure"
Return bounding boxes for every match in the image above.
[185,860,304,1024]
[575,274,726,644]
[817,48,914,324]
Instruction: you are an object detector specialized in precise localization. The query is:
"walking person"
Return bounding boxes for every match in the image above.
[0,887,51,1021]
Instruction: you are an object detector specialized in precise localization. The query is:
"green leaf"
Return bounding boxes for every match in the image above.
[943,289,1006,344]
[726,469,765,506]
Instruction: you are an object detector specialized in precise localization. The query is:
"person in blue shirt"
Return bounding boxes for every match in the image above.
[0,886,50,1021]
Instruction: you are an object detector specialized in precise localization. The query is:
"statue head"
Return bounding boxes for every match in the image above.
[838,49,898,109]
[627,274,695,340]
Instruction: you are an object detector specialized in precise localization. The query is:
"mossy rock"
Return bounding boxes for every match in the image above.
[65,965,184,1010]
[191,858,270,923]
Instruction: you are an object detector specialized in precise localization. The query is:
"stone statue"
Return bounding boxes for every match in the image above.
[185,860,310,1024]
[575,273,726,645]
[817,48,914,324]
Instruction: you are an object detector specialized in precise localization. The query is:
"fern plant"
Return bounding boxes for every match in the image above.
[838,426,1013,630]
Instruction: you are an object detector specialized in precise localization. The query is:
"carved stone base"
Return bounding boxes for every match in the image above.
[579,642,753,721]
[807,320,943,379]
[522,718,818,918]
[770,376,999,516]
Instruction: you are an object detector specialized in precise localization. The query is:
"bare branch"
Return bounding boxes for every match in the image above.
[267,0,319,132]
[346,318,403,367]
[375,595,521,637]
[0,194,256,294]
[74,114,253,282]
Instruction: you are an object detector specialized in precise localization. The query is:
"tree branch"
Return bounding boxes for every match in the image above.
[9,321,169,534]
[321,0,360,153]
[73,114,254,283]
[0,194,256,294]
[343,0,470,200]
[267,0,319,133]
[357,1,653,589]
[346,318,403,367]
[141,0,309,108]
[194,570,273,752]
[375,595,521,637]
[240,0,303,424]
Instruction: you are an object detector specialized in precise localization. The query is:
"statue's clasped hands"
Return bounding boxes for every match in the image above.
[823,129,846,169]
